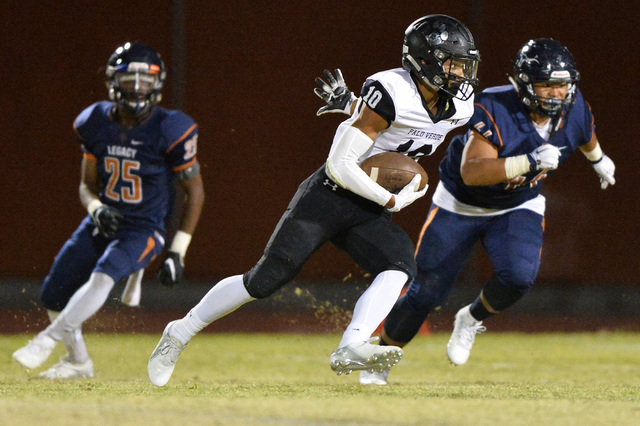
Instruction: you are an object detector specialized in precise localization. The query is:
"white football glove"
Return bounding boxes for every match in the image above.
[528,144,561,171]
[591,154,616,189]
[388,175,428,213]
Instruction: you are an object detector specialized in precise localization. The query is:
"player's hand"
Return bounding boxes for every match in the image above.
[388,175,428,212]
[591,154,616,189]
[91,205,123,238]
[314,69,356,116]
[158,251,183,287]
[528,144,561,171]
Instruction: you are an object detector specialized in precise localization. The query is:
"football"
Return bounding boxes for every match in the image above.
[359,152,428,193]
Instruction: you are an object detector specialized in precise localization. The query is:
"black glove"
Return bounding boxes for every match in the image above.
[314,69,356,116]
[158,251,183,287]
[91,205,123,238]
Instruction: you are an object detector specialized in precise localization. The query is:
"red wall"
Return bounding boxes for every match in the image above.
[1,1,638,286]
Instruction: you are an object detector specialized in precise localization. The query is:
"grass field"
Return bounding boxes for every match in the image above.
[1,332,639,425]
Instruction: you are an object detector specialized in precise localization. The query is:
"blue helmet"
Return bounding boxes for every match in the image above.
[511,38,580,118]
[402,15,480,101]
[105,42,166,115]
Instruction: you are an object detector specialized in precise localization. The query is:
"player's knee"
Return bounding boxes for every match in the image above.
[383,295,428,344]
[496,268,535,295]
[404,269,452,314]
[40,286,66,311]
[384,259,417,282]
[244,253,299,299]
[483,272,533,312]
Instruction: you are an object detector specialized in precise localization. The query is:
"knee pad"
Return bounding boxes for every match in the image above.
[244,253,300,299]
[482,274,532,312]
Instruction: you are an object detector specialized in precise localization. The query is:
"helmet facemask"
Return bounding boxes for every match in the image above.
[511,71,579,119]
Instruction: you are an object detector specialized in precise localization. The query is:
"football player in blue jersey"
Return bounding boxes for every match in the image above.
[146,15,480,387]
[12,42,205,379]
[357,38,616,385]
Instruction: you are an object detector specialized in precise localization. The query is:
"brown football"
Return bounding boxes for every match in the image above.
[359,152,428,193]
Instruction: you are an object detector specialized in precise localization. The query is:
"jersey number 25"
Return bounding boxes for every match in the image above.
[104,157,142,203]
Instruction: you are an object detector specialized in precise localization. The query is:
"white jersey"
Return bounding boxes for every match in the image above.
[334,68,474,162]
[325,68,474,207]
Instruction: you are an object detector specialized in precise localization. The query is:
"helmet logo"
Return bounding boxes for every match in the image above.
[551,70,570,79]
[515,56,540,69]
[428,30,448,46]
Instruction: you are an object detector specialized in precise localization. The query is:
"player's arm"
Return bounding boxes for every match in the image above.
[79,155,123,238]
[175,173,205,236]
[325,105,424,211]
[79,155,101,209]
[459,132,503,185]
[158,162,205,287]
[461,131,562,186]
[325,104,393,203]
[579,132,616,189]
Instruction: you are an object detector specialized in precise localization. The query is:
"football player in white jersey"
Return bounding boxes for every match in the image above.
[147,15,480,387]
[361,39,616,385]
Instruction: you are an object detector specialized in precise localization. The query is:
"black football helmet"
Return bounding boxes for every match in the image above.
[510,38,580,119]
[402,15,480,101]
[105,42,166,116]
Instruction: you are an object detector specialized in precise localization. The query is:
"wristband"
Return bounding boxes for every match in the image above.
[583,142,603,163]
[87,199,103,216]
[170,230,192,258]
[504,155,531,180]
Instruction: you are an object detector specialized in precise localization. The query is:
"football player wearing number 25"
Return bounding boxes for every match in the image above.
[12,42,205,379]
[147,15,480,387]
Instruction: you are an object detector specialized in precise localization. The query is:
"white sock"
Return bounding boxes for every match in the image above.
[338,270,407,348]
[48,310,90,364]
[44,272,115,342]
[171,274,254,345]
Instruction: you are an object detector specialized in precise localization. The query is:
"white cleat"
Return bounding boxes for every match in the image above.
[148,321,186,386]
[40,356,94,379]
[360,369,389,386]
[447,305,486,366]
[330,338,402,376]
[12,334,57,369]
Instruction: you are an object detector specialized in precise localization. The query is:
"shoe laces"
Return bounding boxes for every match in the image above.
[455,323,486,350]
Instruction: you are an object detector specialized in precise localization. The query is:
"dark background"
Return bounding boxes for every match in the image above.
[1,1,638,331]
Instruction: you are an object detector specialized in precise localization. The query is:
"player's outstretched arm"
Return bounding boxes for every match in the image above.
[314,69,357,116]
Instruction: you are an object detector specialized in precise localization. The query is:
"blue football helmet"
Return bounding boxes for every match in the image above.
[402,15,480,101]
[105,42,166,116]
[511,38,580,119]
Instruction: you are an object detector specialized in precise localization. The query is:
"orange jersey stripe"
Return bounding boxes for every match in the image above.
[166,124,198,154]
[172,157,197,172]
[414,206,439,257]
[473,103,504,148]
[83,152,97,161]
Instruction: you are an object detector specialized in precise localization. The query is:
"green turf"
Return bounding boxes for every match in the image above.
[1,332,639,425]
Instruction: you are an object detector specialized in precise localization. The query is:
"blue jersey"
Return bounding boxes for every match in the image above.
[74,101,198,234]
[439,85,594,209]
